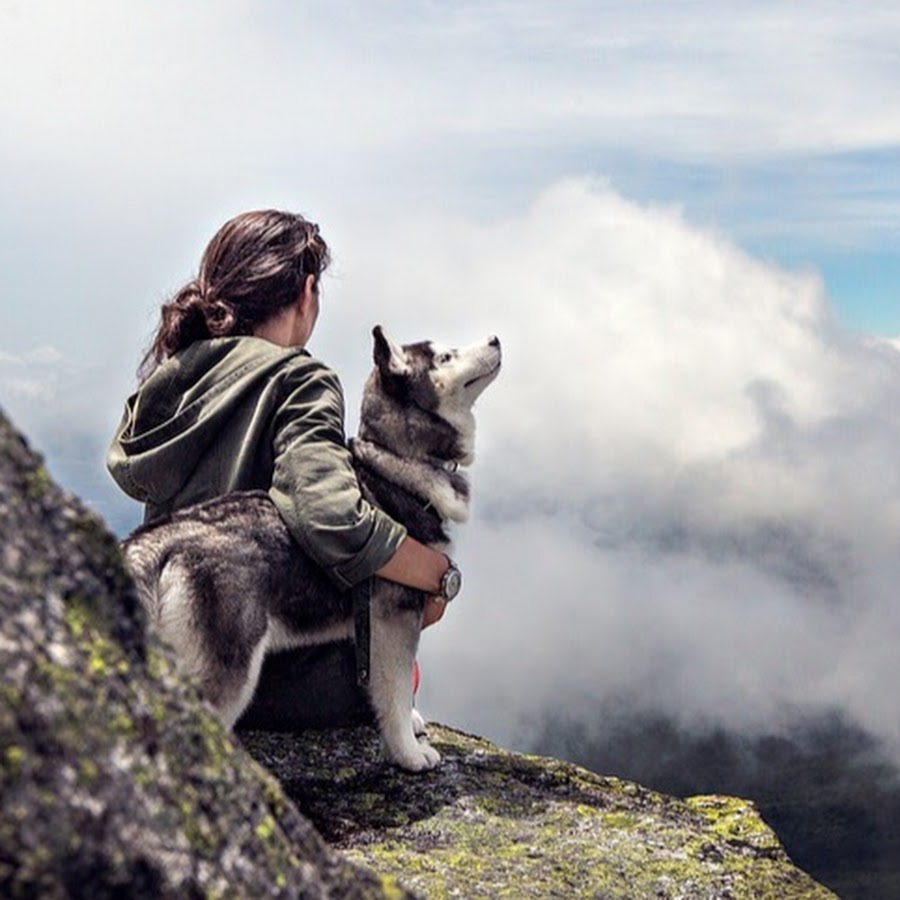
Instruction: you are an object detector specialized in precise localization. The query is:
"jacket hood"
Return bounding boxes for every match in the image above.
[107,337,306,505]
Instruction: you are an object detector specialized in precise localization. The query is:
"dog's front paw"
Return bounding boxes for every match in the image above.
[411,708,427,736]
[391,740,441,772]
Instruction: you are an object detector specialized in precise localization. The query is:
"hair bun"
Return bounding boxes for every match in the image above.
[204,297,237,336]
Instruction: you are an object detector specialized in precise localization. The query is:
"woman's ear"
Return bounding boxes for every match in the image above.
[300,273,318,309]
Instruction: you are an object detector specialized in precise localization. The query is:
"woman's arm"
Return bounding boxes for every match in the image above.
[270,359,453,628]
[270,360,409,589]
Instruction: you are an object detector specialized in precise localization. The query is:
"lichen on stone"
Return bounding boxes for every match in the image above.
[241,724,838,900]
[1,405,839,900]
[0,408,413,900]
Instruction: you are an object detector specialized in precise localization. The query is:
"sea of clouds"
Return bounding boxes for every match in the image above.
[4,177,899,762]
[325,179,900,759]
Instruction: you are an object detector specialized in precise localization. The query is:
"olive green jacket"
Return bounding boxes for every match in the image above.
[107,337,407,590]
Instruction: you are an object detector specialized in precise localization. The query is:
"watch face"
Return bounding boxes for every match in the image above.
[442,566,462,601]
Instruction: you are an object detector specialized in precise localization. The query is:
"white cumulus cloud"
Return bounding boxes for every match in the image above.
[328,180,900,758]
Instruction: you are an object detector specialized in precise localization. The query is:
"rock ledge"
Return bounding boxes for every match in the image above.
[243,724,837,899]
[1,407,836,899]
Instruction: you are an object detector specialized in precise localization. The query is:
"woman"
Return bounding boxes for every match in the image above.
[107,209,452,728]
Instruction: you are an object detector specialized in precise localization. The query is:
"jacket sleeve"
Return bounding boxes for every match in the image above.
[268,360,407,590]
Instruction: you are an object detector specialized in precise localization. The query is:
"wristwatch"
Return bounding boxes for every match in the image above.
[437,557,462,603]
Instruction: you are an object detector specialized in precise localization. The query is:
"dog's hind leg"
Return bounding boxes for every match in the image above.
[153,558,271,731]
[367,598,440,771]
[213,628,271,729]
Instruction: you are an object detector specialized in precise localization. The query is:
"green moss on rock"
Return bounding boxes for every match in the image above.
[243,724,838,900]
[0,407,840,899]
[0,408,414,900]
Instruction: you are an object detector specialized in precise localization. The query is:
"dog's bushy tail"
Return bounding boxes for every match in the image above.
[121,537,166,621]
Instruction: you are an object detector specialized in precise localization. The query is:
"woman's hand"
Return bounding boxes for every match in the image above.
[422,595,447,628]
[376,536,454,629]
[377,536,453,595]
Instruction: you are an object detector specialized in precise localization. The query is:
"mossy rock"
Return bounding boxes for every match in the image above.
[0,408,412,899]
[0,404,837,899]
[242,724,838,899]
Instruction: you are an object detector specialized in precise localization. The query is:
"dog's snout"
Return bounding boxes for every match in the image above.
[488,335,501,348]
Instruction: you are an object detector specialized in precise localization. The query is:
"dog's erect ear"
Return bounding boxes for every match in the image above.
[373,325,411,378]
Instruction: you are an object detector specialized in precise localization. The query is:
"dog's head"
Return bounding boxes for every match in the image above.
[361,326,501,465]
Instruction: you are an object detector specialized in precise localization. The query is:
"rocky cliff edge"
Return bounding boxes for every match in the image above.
[0,408,835,899]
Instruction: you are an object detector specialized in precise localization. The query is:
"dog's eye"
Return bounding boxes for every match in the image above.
[437,352,453,365]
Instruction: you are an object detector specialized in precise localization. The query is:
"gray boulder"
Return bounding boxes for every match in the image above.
[0,408,411,899]
[243,725,838,899]
[0,407,837,898]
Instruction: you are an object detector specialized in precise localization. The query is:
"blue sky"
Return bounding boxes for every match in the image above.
[3,1,900,751]
[2,2,898,357]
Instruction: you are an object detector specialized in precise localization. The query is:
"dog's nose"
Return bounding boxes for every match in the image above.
[488,335,500,348]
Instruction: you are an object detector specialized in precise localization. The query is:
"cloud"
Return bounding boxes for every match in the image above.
[0,345,141,531]
[327,179,900,759]
[4,2,900,183]
[3,155,898,763]
[3,1,900,761]
[0,346,69,403]
[2,0,899,375]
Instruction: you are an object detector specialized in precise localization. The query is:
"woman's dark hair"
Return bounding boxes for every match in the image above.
[141,209,330,376]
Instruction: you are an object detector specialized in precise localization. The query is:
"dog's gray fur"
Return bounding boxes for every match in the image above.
[123,327,500,771]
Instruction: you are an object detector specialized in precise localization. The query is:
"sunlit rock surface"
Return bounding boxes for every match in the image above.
[1,406,835,898]
[243,724,837,899]
[0,409,410,899]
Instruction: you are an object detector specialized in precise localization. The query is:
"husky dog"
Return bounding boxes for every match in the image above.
[123,327,501,771]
